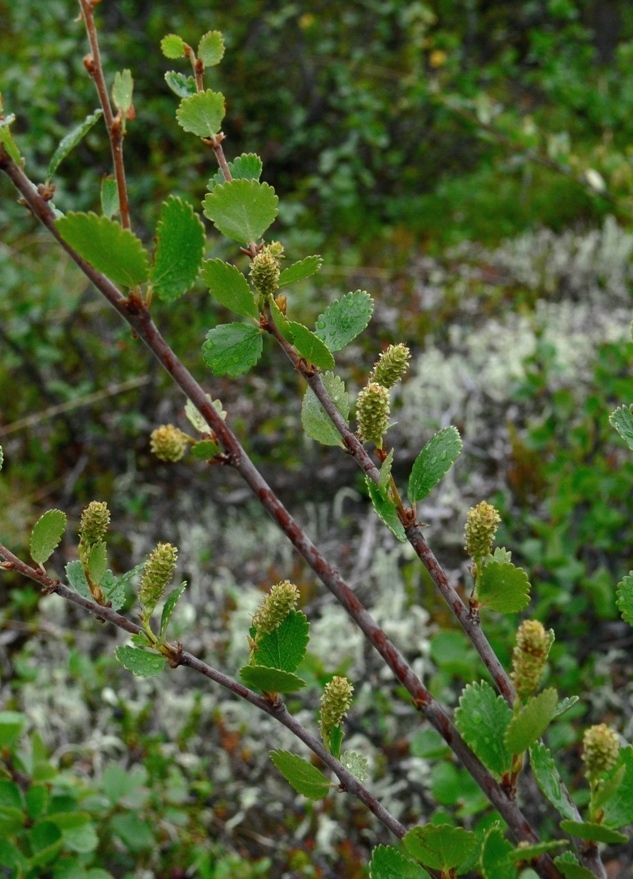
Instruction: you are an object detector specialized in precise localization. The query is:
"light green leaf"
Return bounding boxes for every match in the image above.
[239,665,306,694]
[366,477,407,542]
[0,114,23,165]
[480,824,514,879]
[202,178,279,243]
[202,322,263,377]
[191,439,222,459]
[47,110,103,179]
[508,840,567,861]
[279,255,323,287]
[115,646,166,678]
[403,825,477,872]
[112,70,133,116]
[407,426,462,503]
[369,844,431,879]
[100,561,143,613]
[160,581,187,637]
[100,176,118,219]
[301,372,349,447]
[0,712,27,748]
[610,404,633,451]
[616,572,633,626]
[185,395,226,433]
[378,448,394,492]
[341,751,368,782]
[553,853,596,879]
[161,34,186,59]
[208,153,263,190]
[529,742,577,821]
[314,290,373,351]
[477,561,531,613]
[288,321,335,370]
[505,688,558,754]
[455,681,513,777]
[254,611,309,673]
[602,746,633,828]
[87,541,107,586]
[30,509,66,565]
[201,258,258,318]
[270,750,331,800]
[151,196,205,301]
[164,71,196,98]
[198,30,225,66]
[559,820,627,845]
[592,763,626,814]
[50,812,99,854]
[65,560,92,601]
[176,90,225,138]
[56,212,149,287]
[552,695,580,720]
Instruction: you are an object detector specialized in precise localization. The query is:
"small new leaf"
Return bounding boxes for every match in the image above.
[408,427,462,503]
[87,541,107,586]
[161,34,186,59]
[176,90,225,138]
[366,478,407,543]
[47,110,103,179]
[279,255,323,287]
[202,323,263,377]
[301,372,349,447]
[115,646,166,678]
[164,72,196,98]
[610,405,633,451]
[239,665,306,693]
[455,681,512,777]
[30,510,66,565]
[529,742,578,821]
[112,70,133,116]
[288,322,335,370]
[369,845,431,879]
[160,581,187,637]
[477,561,531,613]
[151,197,205,301]
[100,176,118,219]
[403,825,477,872]
[56,212,149,287]
[202,179,278,244]
[253,611,309,674]
[378,448,394,492]
[201,259,258,318]
[270,750,331,800]
[198,31,225,67]
[314,290,373,352]
[505,688,558,754]
[616,572,633,626]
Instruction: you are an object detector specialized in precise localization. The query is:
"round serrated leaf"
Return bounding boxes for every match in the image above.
[201,259,258,318]
[279,255,323,287]
[202,322,263,377]
[616,572,633,626]
[455,681,512,777]
[408,426,462,503]
[369,844,431,879]
[314,290,373,351]
[301,372,349,446]
[208,153,263,190]
[480,824,514,879]
[254,611,309,674]
[176,90,225,138]
[161,34,186,59]
[477,560,531,613]
[30,509,66,565]
[610,404,633,451]
[202,178,278,244]
[403,825,477,872]
[505,688,558,754]
[239,665,306,693]
[270,750,331,800]
[198,30,225,66]
[151,196,205,301]
[56,212,149,287]
[115,646,166,678]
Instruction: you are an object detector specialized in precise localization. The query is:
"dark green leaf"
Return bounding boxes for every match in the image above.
[239,665,306,694]
[254,611,309,673]
[602,746,633,828]
[115,646,166,678]
[477,560,531,613]
[0,838,27,870]
[151,196,205,301]
[160,581,187,637]
[301,372,349,446]
[164,71,196,98]
[505,688,558,754]
[176,90,225,138]
[288,321,335,370]
[28,820,63,865]
[455,681,512,777]
[279,255,323,287]
[198,30,225,66]
[202,179,278,244]
[408,427,462,503]
[403,825,477,872]
[25,784,49,820]
[610,405,633,451]
[202,322,263,377]
[529,742,577,821]
[559,820,627,845]
[369,844,431,879]
[314,290,373,351]
[56,212,149,287]
[48,110,103,179]
[270,750,331,800]
[201,258,258,318]
[30,509,66,565]
[366,477,407,542]
[0,713,27,748]
[480,824,514,879]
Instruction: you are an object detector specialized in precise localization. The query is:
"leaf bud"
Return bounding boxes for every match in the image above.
[320,675,354,735]
[464,501,501,561]
[250,243,283,297]
[79,501,110,548]
[369,343,411,389]
[139,542,178,612]
[511,619,554,700]
[252,580,299,636]
[356,382,390,448]
[582,724,620,782]
[150,424,189,462]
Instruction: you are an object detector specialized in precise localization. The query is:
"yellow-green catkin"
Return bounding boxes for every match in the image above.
[150,425,189,462]
[139,542,178,611]
[250,242,284,297]
[369,343,411,389]
[252,580,299,636]
[511,619,554,700]
[79,501,110,547]
[464,501,501,561]
[320,675,354,736]
[356,382,390,448]
[582,724,620,782]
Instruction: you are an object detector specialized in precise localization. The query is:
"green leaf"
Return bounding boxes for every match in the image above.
[56,212,149,287]
[477,561,531,613]
[87,541,107,586]
[328,725,344,759]
[602,746,633,828]
[341,750,368,781]
[269,750,331,800]
[28,820,63,865]
[508,840,567,861]
[112,70,133,116]
[314,290,373,351]
[480,824,514,879]
[0,712,27,748]
[161,34,186,59]
[301,372,349,447]
[101,562,143,613]
[454,681,512,777]
[208,153,263,190]
[176,90,225,138]
[552,695,580,720]
[0,114,23,165]
[369,844,431,879]
[616,572,633,626]
[30,509,66,565]
[47,110,103,179]
[529,742,577,821]
[25,784,49,820]
[559,820,627,845]
[202,322,263,377]
[279,255,323,287]
[0,838,27,870]
[160,581,187,637]
[100,176,118,219]
[408,427,462,503]
[553,853,596,879]
[151,196,205,301]
[115,646,166,678]
[288,321,335,370]
[50,812,99,853]
[185,395,226,433]
[592,763,626,814]
[198,30,225,66]
[202,179,278,244]
[201,259,258,318]
[610,404,633,451]
[366,478,407,542]
[239,665,306,694]
[164,71,196,98]
[191,439,222,459]
[403,825,477,872]
[254,611,309,673]
[505,688,558,754]
[378,448,395,492]
[65,560,92,601]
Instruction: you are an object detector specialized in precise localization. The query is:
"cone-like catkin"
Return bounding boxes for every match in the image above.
[464,501,501,560]
[252,581,299,636]
[369,343,411,389]
[582,724,620,781]
[356,382,390,448]
[250,242,284,297]
[139,543,178,612]
[150,425,189,462]
[511,619,554,700]
[79,501,111,547]
[320,675,354,735]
